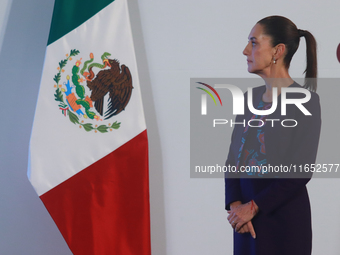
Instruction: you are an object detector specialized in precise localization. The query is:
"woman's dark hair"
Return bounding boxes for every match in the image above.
[257,16,317,91]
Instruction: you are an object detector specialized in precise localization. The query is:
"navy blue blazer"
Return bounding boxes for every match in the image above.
[224,82,321,255]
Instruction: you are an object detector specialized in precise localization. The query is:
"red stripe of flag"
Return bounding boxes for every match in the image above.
[40,130,151,255]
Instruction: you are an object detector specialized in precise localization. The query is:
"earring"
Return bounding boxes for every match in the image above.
[273,58,276,64]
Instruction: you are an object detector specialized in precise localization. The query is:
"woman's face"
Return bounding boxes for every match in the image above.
[243,23,276,75]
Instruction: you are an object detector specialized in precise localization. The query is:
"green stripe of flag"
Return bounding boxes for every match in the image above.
[47,0,115,45]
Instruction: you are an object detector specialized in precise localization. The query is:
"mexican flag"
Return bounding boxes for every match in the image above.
[27,0,151,254]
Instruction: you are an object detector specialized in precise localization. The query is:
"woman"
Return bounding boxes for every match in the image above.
[225,16,321,255]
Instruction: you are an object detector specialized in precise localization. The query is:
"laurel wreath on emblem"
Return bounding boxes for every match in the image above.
[53,49,133,133]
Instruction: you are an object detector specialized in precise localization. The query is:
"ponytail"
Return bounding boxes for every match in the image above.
[298,29,317,91]
[258,16,318,92]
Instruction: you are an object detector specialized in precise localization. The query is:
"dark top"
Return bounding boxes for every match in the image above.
[224,82,321,255]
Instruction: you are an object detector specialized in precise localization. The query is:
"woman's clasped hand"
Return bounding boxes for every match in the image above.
[227,200,259,239]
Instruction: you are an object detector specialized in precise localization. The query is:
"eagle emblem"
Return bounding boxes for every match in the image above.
[53,49,133,133]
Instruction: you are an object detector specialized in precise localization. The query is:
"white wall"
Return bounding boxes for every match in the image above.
[0,0,339,254]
